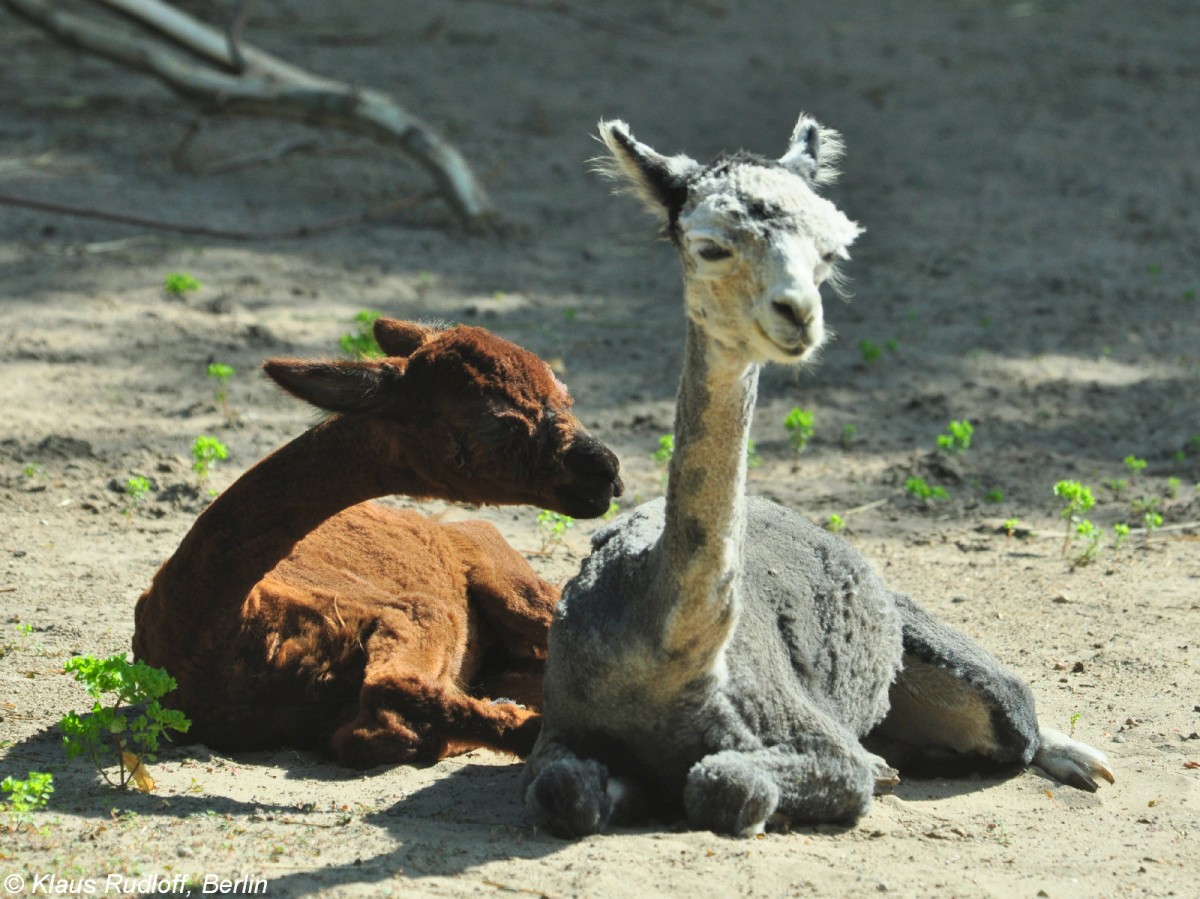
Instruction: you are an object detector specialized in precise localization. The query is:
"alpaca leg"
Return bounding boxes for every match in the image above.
[873,593,1113,789]
[684,739,879,837]
[522,735,647,838]
[445,520,559,657]
[332,673,541,768]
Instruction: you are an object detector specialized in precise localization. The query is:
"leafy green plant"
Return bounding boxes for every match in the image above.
[163,272,201,295]
[1053,480,1097,561]
[340,310,385,359]
[1165,477,1181,499]
[783,407,815,453]
[982,487,1004,503]
[746,439,762,470]
[2,771,53,826]
[1103,477,1128,500]
[1002,517,1021,536]
[59,654,189,791]
[21,462,44,479]
[905,476,948,501]
[652,434,674,466]
[1123,455,1147,476]
[1112,522,1131,550]
[123,476,151,516]
[207,362,235,417]
[1133,496,1163,540]
[1071,518,1103,566]
[840,423,857,449]
[191,436,228,482]
[859,339,882,363]
[536,510,574,555]
[936,419,974,454]
[825,514,845,534]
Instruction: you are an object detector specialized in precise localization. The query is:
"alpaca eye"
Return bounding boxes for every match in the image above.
[697,243,733,262]
[821,251,837,264]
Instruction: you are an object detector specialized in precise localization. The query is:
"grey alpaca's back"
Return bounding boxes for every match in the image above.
[541,497,903,797]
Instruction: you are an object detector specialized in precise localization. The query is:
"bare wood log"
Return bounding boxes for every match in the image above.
[1,0,494,228]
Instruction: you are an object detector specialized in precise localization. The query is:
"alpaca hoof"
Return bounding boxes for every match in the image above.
[1032,728,1116,793]
[525,759,613,839]
[684,754,780,837]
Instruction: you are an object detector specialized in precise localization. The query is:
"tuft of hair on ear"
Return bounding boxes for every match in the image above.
[592,119,697,227]
[374,318,435,358]
[779,113,846,187]
[263,358,398,415]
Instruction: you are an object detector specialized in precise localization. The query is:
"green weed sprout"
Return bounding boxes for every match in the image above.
[22,462,44,479]
[937,419,974,453]
[2,771,53,827]
[1071,518,1103,566]
[191,436,228,481]
[840,424,857,449]
[1103,477,1128,500]
[164,272,201,295]
[123,476,151,516]
[1002,517,1021,536]
[859,339,882,363]
[783,407,815,453]
[905,476,948,501]
[59,654,190,791]
[1133,496,1163,541]
[536,510,574,555]
[1112,522,1131,549]
[1069,711,1082,737]
[1053,480,1097,560]
[825,514,845,534]
[983,487,1004,504]
[340,310,385,360]
[1123,455,1148,476]
[652,434,674,465]
[1166,477,1181,499]
[207,362,235,416]
[746,439,762,470]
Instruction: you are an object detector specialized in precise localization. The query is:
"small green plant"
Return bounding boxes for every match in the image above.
[123,476,151,516]
[983,487,1004,504]
[859,339,882,363]
[652,434,674,465]
[840,423,857,449]
[1123,455,1147,476]
[21,462,44,479]
[602,500,621,521]
[1112,522,1131,549]
[339,310,385,360]
[1165,477,1181,499]
[783,407,815,453]
[207,362,236,417]
[1132,496,1163,541]
[191,436,228,482]
[59,654,190,791]
[1069,711,1082,737]
[2,771,53,826]
[1002,517,1021,536]
[905,476,948,501]
[936,419,974,454]
[1053,480,1097,559]
[825,513,845,534]
[164,272,201,295]
[746,439,762,470]
[536,510,574,555]
[1071,518,1103,567]
[1103,477,1128,500]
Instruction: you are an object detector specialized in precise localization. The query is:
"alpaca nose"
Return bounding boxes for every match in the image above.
[770,296,812,330]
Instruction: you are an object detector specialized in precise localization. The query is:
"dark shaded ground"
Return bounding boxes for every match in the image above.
[2,2,1198,896]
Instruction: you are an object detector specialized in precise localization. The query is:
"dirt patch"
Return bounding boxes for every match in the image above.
[2,1,1198,896]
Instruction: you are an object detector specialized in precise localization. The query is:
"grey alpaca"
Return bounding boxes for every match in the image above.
[522,115,1115,838]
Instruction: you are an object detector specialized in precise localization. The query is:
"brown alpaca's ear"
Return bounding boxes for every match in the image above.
[263,359,400,414]
[374,319,434,358]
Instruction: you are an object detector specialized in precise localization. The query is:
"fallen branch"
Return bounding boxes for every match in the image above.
[2,0,494,228]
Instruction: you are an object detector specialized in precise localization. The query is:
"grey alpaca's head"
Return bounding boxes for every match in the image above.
[596,116,862,365]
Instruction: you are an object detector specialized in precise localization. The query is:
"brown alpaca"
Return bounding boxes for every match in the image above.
[132,319,622,768]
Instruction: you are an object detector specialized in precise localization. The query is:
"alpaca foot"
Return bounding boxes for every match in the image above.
[1032,727,1116,792]
[684,752,781,837]
[868,752,901,796]
[525,757,614,838]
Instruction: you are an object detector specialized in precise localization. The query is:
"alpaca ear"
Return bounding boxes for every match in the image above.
[779,114,845,186]
[264,359,400,414]
[374,318,433,358]
[595,119,698,224]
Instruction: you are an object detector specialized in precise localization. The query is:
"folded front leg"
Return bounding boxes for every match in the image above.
[522,735,649,838]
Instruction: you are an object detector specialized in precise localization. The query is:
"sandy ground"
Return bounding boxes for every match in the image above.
[2,1,1199,896]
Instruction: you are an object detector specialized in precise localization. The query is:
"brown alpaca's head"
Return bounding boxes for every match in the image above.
[264,319,623,519]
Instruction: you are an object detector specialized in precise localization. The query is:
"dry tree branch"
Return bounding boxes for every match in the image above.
[1,0,494,228]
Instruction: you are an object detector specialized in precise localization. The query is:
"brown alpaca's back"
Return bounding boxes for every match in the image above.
[133,320,621,768]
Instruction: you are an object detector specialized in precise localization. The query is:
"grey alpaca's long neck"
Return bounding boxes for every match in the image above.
[155,416,414,613]
[656,317,758,658]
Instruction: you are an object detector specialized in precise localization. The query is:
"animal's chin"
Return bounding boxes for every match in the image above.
[753,321,821,365]
[553,476,624,520]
